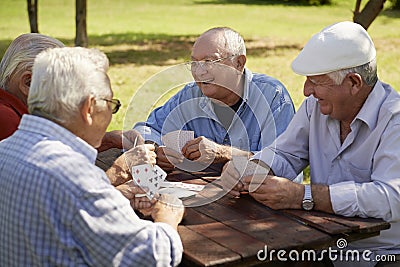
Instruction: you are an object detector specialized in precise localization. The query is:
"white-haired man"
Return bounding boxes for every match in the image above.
[223,22,400,266]
[0,47,184,266]
[134,27,298,177]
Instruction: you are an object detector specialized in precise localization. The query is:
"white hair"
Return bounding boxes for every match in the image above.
[202,27,246,56]
[28,47,111,124]
[327,59,378,87]
[0,33,64,90]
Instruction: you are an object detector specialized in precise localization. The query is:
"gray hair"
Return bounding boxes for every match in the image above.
[28,47,111,124]
[202,27,246,56]
[327,58,378,87]
[0,33,64,90]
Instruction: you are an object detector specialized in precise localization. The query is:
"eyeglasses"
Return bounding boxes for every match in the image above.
[100,98,121,114]
[185,55,237,71]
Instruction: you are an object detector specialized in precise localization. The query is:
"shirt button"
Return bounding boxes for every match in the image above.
[337,156,341,160]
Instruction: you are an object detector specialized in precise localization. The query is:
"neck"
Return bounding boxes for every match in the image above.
[221,74,245,106]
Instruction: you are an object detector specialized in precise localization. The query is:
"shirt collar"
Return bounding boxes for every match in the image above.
[0,89,29,116]
[18,114,98,163]
[355,80,386,130]
[199,67,252,108]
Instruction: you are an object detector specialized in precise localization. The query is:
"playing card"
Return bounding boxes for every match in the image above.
[161,130,194,152]
[160,181,204,192]
[158,187,197,199]
[232,156,269,179]
[131,164,167,200]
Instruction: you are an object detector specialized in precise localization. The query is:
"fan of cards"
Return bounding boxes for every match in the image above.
[161,130,194,152]
[232,156,270,179]
[131,164,167,200]
[131,163,205,200]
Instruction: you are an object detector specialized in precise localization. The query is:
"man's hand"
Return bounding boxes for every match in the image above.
[106,144,156,186]
[98,130,144,152]
[151,194,185,231]
[242,175,304,210]
[156,146,184,172]
[182,136,228,164]
[115,180,156,210]
[218,161,245,197]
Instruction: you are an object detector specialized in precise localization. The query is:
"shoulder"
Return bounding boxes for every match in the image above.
[251,72,286,90]
[167,82,202,103]
[249,72,293,106]
[250,72,290,98]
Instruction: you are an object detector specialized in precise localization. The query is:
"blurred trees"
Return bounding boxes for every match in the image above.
[353,0,387,29]
[27,0,38,33]
[75,0,88,47]
[26,0,88,47]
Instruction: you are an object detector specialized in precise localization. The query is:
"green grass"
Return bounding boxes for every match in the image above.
[1,0,400,132]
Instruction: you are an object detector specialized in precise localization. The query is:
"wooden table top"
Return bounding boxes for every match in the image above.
[167,171,391,267]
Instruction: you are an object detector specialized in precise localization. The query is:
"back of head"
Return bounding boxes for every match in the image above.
[199,27,246,56]
[28,47,111,124]
[291,21,376,76]
[0,33,64,90]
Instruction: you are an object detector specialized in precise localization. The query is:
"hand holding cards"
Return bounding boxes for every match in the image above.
[162,130,194,152]
[131,164,167,200]
[232,156,270,178]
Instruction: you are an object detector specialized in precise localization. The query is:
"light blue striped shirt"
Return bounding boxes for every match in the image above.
[0,114,182,267]
[134,68,295,153]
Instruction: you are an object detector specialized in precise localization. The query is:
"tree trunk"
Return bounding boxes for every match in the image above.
[27,0,39,33]
[353,0,387,30]
[75,0,88,47]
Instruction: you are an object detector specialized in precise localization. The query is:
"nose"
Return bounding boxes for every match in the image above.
[192,64,208,80]
[303,78,315,97]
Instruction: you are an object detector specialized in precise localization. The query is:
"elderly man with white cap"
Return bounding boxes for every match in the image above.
[222,21,400,266]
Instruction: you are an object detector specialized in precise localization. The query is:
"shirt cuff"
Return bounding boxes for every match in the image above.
[329,181,359,217]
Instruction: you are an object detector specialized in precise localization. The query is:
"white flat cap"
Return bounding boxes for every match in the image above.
[291,21,376,76]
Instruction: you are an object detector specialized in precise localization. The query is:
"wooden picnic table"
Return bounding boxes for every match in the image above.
[166,170,391,267]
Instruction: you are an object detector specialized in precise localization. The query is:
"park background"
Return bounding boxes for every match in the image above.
[1,0,399,133]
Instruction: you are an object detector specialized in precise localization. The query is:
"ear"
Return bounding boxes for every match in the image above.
[236,55,246,73]
[80,95,96,126]
[348,73,363,96]
[19,71,31,98]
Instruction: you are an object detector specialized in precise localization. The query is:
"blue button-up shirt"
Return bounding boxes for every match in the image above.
[0,115,182,267]
[254,81,400,256]
[134,68,295,153]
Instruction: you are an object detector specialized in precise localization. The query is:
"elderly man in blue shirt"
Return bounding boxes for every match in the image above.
[0,47,184,267]
[223,22,400,266]
[134,27,296,173]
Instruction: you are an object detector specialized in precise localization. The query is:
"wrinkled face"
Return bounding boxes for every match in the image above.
[190,32,243,104]
[303,74,354,121]
[90,77,114,148]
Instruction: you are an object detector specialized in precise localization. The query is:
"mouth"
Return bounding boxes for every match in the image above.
[197,78,214,85]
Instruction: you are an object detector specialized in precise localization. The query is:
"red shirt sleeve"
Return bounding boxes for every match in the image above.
[0,105,22,141]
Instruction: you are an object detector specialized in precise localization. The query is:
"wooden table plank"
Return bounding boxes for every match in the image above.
[282,210,390,234]
[178,226,241,267]
[192,197,332,251]
[187,222,266,259]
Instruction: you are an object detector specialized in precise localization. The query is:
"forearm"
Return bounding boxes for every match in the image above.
[215,145,253,163]
[329,181,400,220]
[311,184,334,213]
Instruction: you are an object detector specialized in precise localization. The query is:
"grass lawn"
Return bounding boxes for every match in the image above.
[1,0,399,130]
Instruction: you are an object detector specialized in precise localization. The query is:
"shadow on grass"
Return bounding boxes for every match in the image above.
[381,8,400,18]
[0,32,302,66]
[193,0,329,6]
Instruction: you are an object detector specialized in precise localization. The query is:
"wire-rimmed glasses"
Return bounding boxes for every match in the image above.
[185,55,237,71]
